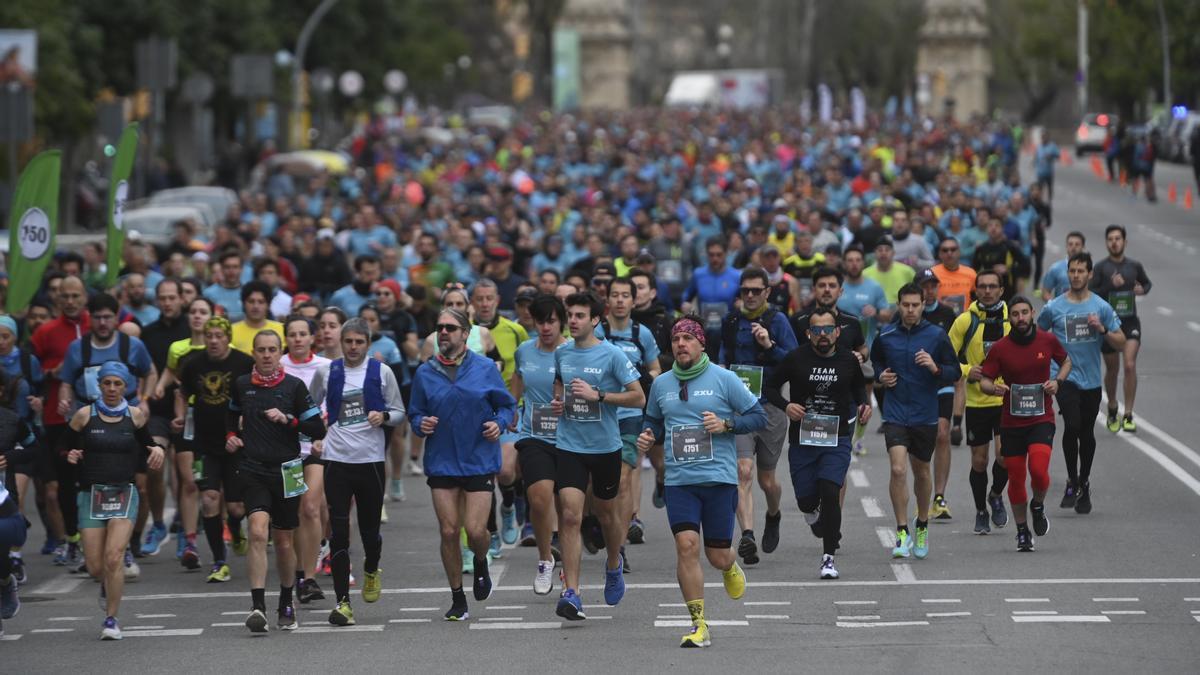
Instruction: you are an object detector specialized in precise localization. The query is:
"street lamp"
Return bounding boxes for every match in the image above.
[291,0,341,150]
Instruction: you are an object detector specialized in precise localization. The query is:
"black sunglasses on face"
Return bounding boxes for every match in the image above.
[436,324,462,333]
[739,286,766,296]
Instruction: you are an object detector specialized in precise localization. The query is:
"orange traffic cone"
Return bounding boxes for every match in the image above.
[1168,182,1178,203]
[1090,156,1104,178]
[1185,188,1194,210]
[1060,148,1072,166]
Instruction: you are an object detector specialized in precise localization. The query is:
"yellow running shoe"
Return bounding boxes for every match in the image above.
[362,569,382,603]
[680,621,711,648]
[328,600,355,626]
[206,564,231,583]
[722,561,746,600]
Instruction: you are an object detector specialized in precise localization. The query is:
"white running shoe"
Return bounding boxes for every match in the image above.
[123,550,140,581]
[820,554,839,580]
[534,560,555,595]
[406,459,424,476]
[380,504,389,524]
[316,540,331,574]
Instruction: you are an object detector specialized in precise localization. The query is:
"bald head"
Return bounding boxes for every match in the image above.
[60,276,87,318]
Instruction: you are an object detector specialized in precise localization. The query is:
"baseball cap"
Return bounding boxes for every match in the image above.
[515,288,539,305]
[486,245,513,262]
[875,235,894,249]
[918,269,939,285]
[592,262,617,278]
[316,227,336,241]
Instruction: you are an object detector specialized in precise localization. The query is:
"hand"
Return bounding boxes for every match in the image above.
[170,417,185,433]
[311,440,323,456]
[1134,282,1145,296]
[750,322,773,349]
[147,446,165,471]
[150,385,165,401]
[861,304,877,318]
[1043,379,1060,396]
[1087,313,1103,331]
[701,411,725,434]
[853,351,865,364]
[57,398,72,418]
[879,368,898,387]
[990,382,1010,396]
[225,435,244,452]
[1112,272,1125,288]
[420,416,439,435]
[570,378,600,402]
[137,401,150,419]
[967,365,984,383]
[636,428,656,453]
[550,398,564,416]
[481,421,501,442]
[367,411,386,427]
[914,349,937,373]
[28,396,42,415]
[785,403,806,421]
[374,351,385,362]
[67,449,83,464]
[857,404,873,425]
[263,408,288,424]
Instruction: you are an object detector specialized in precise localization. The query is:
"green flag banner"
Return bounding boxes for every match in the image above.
[105,122,140,288]
[6,150,61,314]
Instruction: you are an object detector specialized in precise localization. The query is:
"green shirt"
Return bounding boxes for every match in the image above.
[863,262,915,304]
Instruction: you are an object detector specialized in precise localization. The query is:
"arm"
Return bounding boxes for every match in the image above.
[1135,262,1152,295]
[420,332,436,361]
[934,334,961,385]
[379,366,406,422]
[293,383,327,441]
[401,331,419,361]
[732,401,768,434]
[602,381,646,410]
[763,351,793,411]
[407,372,430,437]
[767,315,799,364]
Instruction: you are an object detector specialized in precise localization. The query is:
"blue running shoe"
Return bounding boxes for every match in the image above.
[603,556,626,606]
[519,522,536,547]
[513,495,527,526]
[141,523,168,557]
[488,532,502,560]
[41,537,61,555]
[988,493,1009,528]
[556,588,586,621]
[176,534,187,560]
[1,576,19,620]
[500,506,518,545]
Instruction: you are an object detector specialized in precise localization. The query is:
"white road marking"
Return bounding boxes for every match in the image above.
[1012,611,1058,615]
[658,603,686,608]
[211,622,244,627]
[657,615,690,620]
[849,469,869,487]
[47,616,90,622]
[0,634,22,641]
[1123,413,1200,473]
[136,613,176,619]
[588,616,613,620]
[1155,306,1174,316]
[479,617,524,622]
[490,563,506,588]
[123,629,205,637]
[486,605,527,610]
[29,575,84,595]
[892,564,917,583]
[1005,598,1051,603]
[861,497,886,518]
[1188,322,1200,333]
[470,622,562,630]
[1194,616,1200,623]
[1186,598,1200,601]
[31,628,75,633]
[837,615,881,620]
[123,625,165,630]
[1105,426,1200,497]
[294,625,384,633]
[1012,615,1110,624]
[1101,611,1146,615]
[399,607,439,612]
[920,599,961,604]
[834,601,877,605]
[1092,598,1139,602]
[745,601,791,606]
[655,620,749,628]
[927,612,972,618]
[745,614,789,620]
[876,527,895,548]
[389,619,432,624]
[220,611,246,616]
[837,620,930,628]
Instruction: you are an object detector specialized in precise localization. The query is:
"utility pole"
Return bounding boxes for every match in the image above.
[1156,0,1171,107]
[292,0,340,150]
[1077,0,1088,116]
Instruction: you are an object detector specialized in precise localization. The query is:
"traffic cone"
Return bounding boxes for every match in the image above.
[1060,148,1072,166]
[1185,188,1194,210]
[1168,182,1177,203]
[1090,156,1104,178]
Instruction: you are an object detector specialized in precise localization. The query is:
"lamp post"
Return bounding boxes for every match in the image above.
[292,0,341,150]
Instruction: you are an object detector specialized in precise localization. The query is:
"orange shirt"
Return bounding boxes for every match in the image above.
[932,263,976,314]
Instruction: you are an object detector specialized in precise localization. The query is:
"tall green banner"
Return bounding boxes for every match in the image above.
[105,122,139,288]
[6,150,61,314]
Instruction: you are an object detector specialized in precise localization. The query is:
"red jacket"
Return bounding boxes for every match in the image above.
[30,311,91,426]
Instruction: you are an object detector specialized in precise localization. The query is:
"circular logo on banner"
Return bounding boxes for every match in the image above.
[112,180,129,230]
[17,207,51,260]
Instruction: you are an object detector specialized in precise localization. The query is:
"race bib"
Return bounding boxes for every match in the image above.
[1108,291,1135,318]
[729,364,764,398]
[944,294,966,314]
[657,259,683,284]
[800,413,839,447]
[339,388,368,426]
[1010,383,1045,417]
[1064,315,1097,344]
[89,483,134,520]
[563,393,601,423]
[530,404,559,439]
[183,407,195,441]
[281,458,308,498]
[670,424,713,463]
[798,277,814,301]
[701,303,727,331]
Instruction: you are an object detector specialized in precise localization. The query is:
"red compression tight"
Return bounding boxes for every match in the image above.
[1003,444,1052,504]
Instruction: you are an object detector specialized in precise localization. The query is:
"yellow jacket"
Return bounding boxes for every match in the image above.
[948,301,1010,408]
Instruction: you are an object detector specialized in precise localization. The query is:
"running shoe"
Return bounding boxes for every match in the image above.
[317,539,331,575]
[680,621,711,648]
[762,511,782,554]
[65,541,82,567]
[123,549,140,580]
[42,537,61,555]
[534,560,554,595]
[737,531,759,565]
[1122,414,1137,433]
[582,519,603,555]
[473,566,493,602]
[550,533,561,563]
[488,532,503,560]
[820,554,839,579]
[51,542,68,566]
[804,508,823,538]
[627,517,645,545]
[390,478,405,503]
[231,530,248,556]
[245,608,269,633]
[1016,528,1035,552]
[1105,408,1120,433]
[892,529,913,559]
[329,600,355,626]
[603,556,625,606]
[0,577,19,620]
[913,526,929,560]
[380,504,389,524]
[988,493,1008,528]
[1075,481,1093,514]
[556,588,586,621]
[444,596,469,621]
[100,616,122,640]
[175,534,187,560]
[181,543,201,571]
[1060,481,1078,509]
[406,458,424,476]
[299,577,325,603]
[931,495,952,520]
[462,547,475,575]
[363,569,383,603]
[140,522,168,556]
[652,481,665,509]
[70,557,88,575]
[621,546,630,573]
[519,522,536,547]
[722,561,746,600]
[278,603,298,631]
[10,554,25,585]
[950,425,963,447]
[501,506,518,545]
[974,510,990,534]
[1031,503,1050,537]
[206,564,232,583]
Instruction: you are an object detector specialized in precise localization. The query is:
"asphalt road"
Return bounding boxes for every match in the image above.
[3,158,1200,673]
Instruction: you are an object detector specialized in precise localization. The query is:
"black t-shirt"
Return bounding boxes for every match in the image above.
[791,309,866,353]
[141,315,190,417]
[180,350,255,449]
[923,303,958,333]
[764,346,868,442]
[229,374,321,472]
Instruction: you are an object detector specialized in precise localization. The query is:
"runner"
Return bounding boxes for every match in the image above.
[0,315,43,581]
[1089,225,1151,432]
[1037,253,1124,514]
[550,292,645,620]
[408,308,517,621]
[972,217,1029,301]
[978,296,1071,552]
[280,316,332,602]
[1040,231,1086,302]
[0,377,37,637]
[717,266,798,566]
[916,270,962,519]
[682,236,740,359]
[637,316,767,648]
[178,317,254,579]
[931,238,975,447]
[510,295,567,594]
[226,330,326,633]
[231,281,286,355]
[950,270,1012,534]
[309,318,405,626]
[764,308,871,580]
[871,283,959,559]
[64,362,165,640]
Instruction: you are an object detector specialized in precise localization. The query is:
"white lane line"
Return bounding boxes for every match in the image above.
[1123,413,1200,473]
[655,620,749,628]
[1092,597,1139,602]
[1005,598,1051,603]
[123,629,205,637]
[1194,616,1200,623]
[1106,426,1200,497]
[123,625,165,630]
[921,599,961,604]
[745,601,792,606]
[876,527,895,548]
[479,617,524,622]
[1012,615,1110,624]
[1186,598,1200,601]
[389,619,432,624]
[837,620,930,628]
[834,600,877,605]
[892,564,917,583]
[31,628,75,633]
[471,622,561,630]
[1155,306,1174,316]
[1101,610,1146,615]
[47,616,90,622]
[1012,611,1058,615]
[211,622,244,627]
[1190,610,1200,614]
[399,607,439,612]
[588,616,613,620]
[927,612,972,618]
[486,605,527,610]
[136,613,176,619]
[838,615,881,620]
[861,497,886,518]
[745,614,790,620]
[220,611,246,616]
[28,576,85,595]
[295,625,385,634]
[849,469,870,488]
[657,615,691,620]
[0,634,22,641]
[1188,322,1200,333]
[658,603,686,608]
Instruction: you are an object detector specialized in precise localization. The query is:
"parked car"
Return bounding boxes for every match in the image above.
[1075,113,1118,156]
[148,186,237,226]
[1162,112,1200,164]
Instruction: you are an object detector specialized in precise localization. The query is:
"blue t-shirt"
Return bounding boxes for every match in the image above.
[1,347,42,421]
[646,365,760,487]
[368,336,403,365]
[1037,293,1121,390]
[553,339,640,454]
[328,285,373,317]
[595,321,660,420]
[203,284,246,322]
[1041,258,1069,299]
[125,304,161,327]
[514,339,563,439]
[348,226,399,258]
[838,277,889,349]
[58,336,154,405]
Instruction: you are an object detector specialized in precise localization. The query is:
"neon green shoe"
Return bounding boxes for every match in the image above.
[722,561,746,600]
[1122,415,1137,432]
[914,526,929,559]
[680,621,711,648]
[891,529,913,558]
[328,600,355,626]
[1105,409,1120,433]
[362,569,382,603]
[205,563,231,583]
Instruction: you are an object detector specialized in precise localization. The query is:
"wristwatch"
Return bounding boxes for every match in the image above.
[723,418,734,433]
[598,390,606,403]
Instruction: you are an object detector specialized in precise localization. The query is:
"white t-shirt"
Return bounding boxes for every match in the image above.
[307,359,405,464]
[270,290,294,322]
[281,352,330,457]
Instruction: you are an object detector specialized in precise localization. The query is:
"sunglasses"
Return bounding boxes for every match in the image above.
[591,278,613,287]
[436,323,462,333]
[679,380,689,402]
[739,286,766,296]
[809,325,837,336]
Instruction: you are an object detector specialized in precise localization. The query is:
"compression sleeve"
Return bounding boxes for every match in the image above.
[732,401,768,434]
